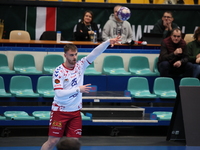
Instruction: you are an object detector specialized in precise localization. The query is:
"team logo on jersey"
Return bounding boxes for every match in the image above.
[74,129,82,135]
[71,78,77,87]
[55,79,60,84]
[52,121,62,127]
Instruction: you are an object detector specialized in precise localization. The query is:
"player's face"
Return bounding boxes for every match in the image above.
[171,30,182,44]
[84,12,92,24]
[64,50,78,66]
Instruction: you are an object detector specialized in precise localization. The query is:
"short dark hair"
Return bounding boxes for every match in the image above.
[56,137,81,150]
[64,44,77,53]
[163,11,173,17]
[194,27,200,40]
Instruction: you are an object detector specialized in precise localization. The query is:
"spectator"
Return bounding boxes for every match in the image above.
[102,5,133,44]
[187,27,200,78]
[74,10,100,41]
[151,11,179,39]
[56,137,81,150]
[158,28,193,77]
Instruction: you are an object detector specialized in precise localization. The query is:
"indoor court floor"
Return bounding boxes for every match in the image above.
[1,136,200,150]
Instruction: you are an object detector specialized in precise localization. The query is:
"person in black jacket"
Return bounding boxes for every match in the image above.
[74,10,100,41]
[151,11,179,39]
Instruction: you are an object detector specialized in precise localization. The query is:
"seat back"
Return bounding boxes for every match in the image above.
[153,0,164,4]
[4,111,35,120]
[0,54,9,68]
[0,76,12,97]
[127,77,150,93]
[13,54,36,72]
[153,56,160,74]
[184,34,194,44]
[39,31,65,41]
[153,77,176,93]
[180,77,200,86]
[85,0,104,2]
[128,56,150,71]
[9,76,34,94]
[43,54,64,74]
[0,76,6,91]
[62,0,82,2]
[32,111,51,120]
[9,30,31,40]
[0,54,15,74]
[107,0,127,3]
[102,55,125,72]
[130,0,149,3]
[37,76,54,93]
[183,0,194,4]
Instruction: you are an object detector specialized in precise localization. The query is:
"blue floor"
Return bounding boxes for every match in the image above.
[1,146,200,150]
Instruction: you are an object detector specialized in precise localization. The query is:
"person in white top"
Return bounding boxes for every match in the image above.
[41,36,121,150]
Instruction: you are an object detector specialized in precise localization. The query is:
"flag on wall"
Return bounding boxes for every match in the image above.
[26,7,57,40]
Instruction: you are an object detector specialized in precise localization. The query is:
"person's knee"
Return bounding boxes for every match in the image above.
[48,137,60,148]
[159,61,170,69]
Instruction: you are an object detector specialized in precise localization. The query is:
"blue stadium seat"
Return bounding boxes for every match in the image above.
[127,77,157,98]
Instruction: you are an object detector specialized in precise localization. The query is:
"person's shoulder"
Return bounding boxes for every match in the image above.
[187,40,197,45]
[154,19,162,25]
[124,20,131,24]
[163,36,170,42]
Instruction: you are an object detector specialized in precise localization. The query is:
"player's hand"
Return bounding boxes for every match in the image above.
[79,84,91,93]
[173,61,181,68]
[110,36,122,47]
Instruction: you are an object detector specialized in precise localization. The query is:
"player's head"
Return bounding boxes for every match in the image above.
[64,44,78,66]
[194,26,200,41]
[162,11,174,23]
[171,28,182,44]
[56,137,81,150]
[81,10,94,24]
[113,5,122,22]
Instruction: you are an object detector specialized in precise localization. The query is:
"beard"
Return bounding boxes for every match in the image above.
[67,58,76,66]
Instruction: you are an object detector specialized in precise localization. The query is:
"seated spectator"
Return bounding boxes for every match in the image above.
[74,10,100,41]
[158,28,194,77]
[102,5,133,44]
[56,137,81,150]
[151,11,179,39]
[187,26,200,78]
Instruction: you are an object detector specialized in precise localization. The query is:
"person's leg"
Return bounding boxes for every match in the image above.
[182,62,194,77]
[41,136,60,150]
[41,111,66,150]
[158,61,171,77]
[66,110,82,137]
[192,63,200,78]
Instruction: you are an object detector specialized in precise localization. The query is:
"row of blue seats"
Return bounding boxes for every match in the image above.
[1,75,199,100]
[0,111,91,121]
[0,53,159,76]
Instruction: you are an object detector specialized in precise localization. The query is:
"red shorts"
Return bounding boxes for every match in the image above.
[48,110,82,138]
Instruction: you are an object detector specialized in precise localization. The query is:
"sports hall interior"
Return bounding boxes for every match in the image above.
[0,0,200,150]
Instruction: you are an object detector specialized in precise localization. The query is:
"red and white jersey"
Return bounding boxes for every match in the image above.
[52,57,89,112]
